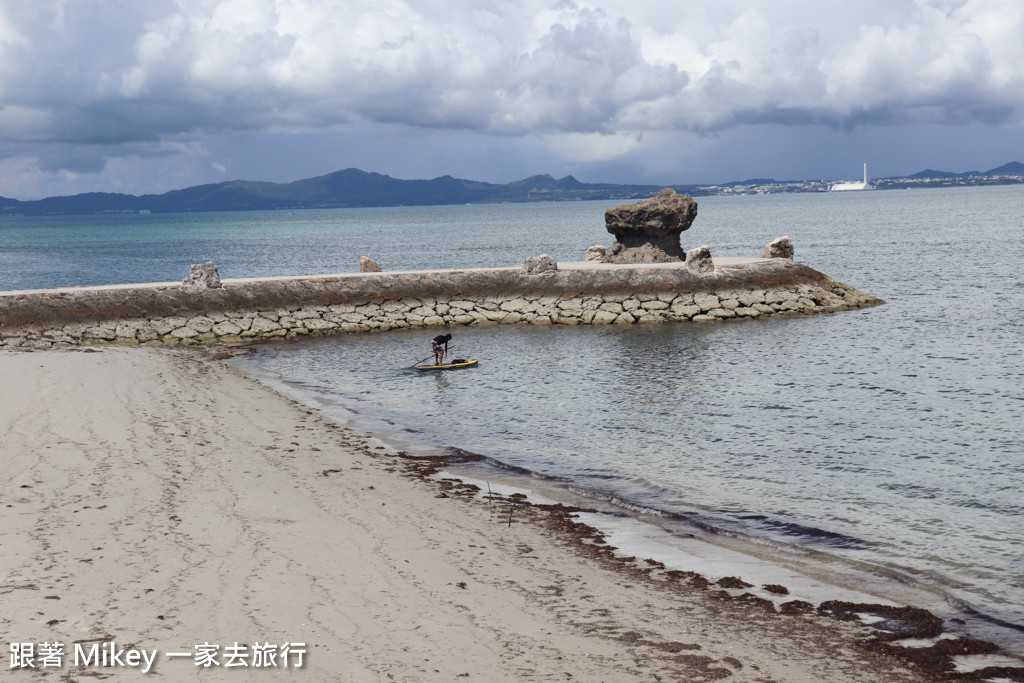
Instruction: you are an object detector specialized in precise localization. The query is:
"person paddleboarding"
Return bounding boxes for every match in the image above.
[431,333,452,366]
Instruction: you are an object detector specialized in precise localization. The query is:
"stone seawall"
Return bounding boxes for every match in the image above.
[0,259,882,349]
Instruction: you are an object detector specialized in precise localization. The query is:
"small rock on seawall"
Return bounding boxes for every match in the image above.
[685,245,714,273]
[182,261,221,289]
[522,254,558,274]
[602,188,698,263]
[762,236,794,259]
[360,256,382,272]
[585,245,606,261]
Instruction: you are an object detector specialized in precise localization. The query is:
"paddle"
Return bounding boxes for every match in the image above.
[410,345,455,368]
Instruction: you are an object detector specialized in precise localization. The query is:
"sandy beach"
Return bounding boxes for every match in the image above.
[1,346,937,681]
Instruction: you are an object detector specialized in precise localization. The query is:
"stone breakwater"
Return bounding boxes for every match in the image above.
[0,260,881,349]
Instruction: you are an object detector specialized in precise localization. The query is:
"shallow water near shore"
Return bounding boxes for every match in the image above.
[4,185,1024,656]
[236,307,1024,652]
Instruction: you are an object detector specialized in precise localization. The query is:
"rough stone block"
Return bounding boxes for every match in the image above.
[360,256,382,272]
[303,319,338,331]
[169,326,200,339]
[738,291,766,306]
[762,236,794,259]
[249,317,282,334]
[686,245,714,273]
[693,293,720,311]
[482,310,507,322]
[212,321,243,336]
[670,305,701,318]
[186,316,216,333]
[500,298,528,312]
[182,261,221,289]
[522,254,558,274]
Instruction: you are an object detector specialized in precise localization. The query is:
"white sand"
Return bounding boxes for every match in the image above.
[1,347,928,681]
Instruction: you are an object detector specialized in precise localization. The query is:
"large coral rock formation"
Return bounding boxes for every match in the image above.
[602,189,698,263]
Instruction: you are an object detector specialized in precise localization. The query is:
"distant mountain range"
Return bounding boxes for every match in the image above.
[2,162,1022,216]
[900,161,1024,180]
[0,169,693,216]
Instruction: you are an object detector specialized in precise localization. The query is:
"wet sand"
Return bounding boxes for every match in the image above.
[0,347,947,680]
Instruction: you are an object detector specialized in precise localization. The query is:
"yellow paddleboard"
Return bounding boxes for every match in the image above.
[416,359,479,371]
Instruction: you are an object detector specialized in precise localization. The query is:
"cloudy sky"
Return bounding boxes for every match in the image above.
[1,0,1023,199]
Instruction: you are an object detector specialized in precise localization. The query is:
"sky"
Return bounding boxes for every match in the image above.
[1,0,1023,200]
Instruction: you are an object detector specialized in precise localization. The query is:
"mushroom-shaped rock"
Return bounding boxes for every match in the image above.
[522,254,558,274]
[685,245,714,273]
[602,188,698,263]
[762,236,794,259]
[360,256,382,272]
[182,261,222,289]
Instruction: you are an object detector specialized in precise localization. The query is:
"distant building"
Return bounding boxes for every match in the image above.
[831,164,872,191]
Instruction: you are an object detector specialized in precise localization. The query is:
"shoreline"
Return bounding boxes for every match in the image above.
[0,344,955,682]
[232,343,1024,664]
[231,343,1024,680]
[4,345,1020,680]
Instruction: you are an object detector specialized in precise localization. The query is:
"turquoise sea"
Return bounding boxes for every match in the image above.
[3,186,1023,656]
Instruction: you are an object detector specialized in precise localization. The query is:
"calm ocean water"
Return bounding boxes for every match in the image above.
[3,187,1023,653]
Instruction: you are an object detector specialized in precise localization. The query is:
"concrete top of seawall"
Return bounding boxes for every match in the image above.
[0,258,770,296]
[0,257,846,328]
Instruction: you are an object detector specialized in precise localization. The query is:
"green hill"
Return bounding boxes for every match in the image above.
[0,169,692,215]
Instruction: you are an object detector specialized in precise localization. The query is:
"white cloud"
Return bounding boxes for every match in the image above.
[1,0,1023,193]
[546,131,646,162]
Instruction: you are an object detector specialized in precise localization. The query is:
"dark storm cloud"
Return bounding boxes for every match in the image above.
[1,0,1022,197]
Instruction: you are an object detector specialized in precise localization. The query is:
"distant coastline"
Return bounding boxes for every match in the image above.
[1,161,1022,216]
